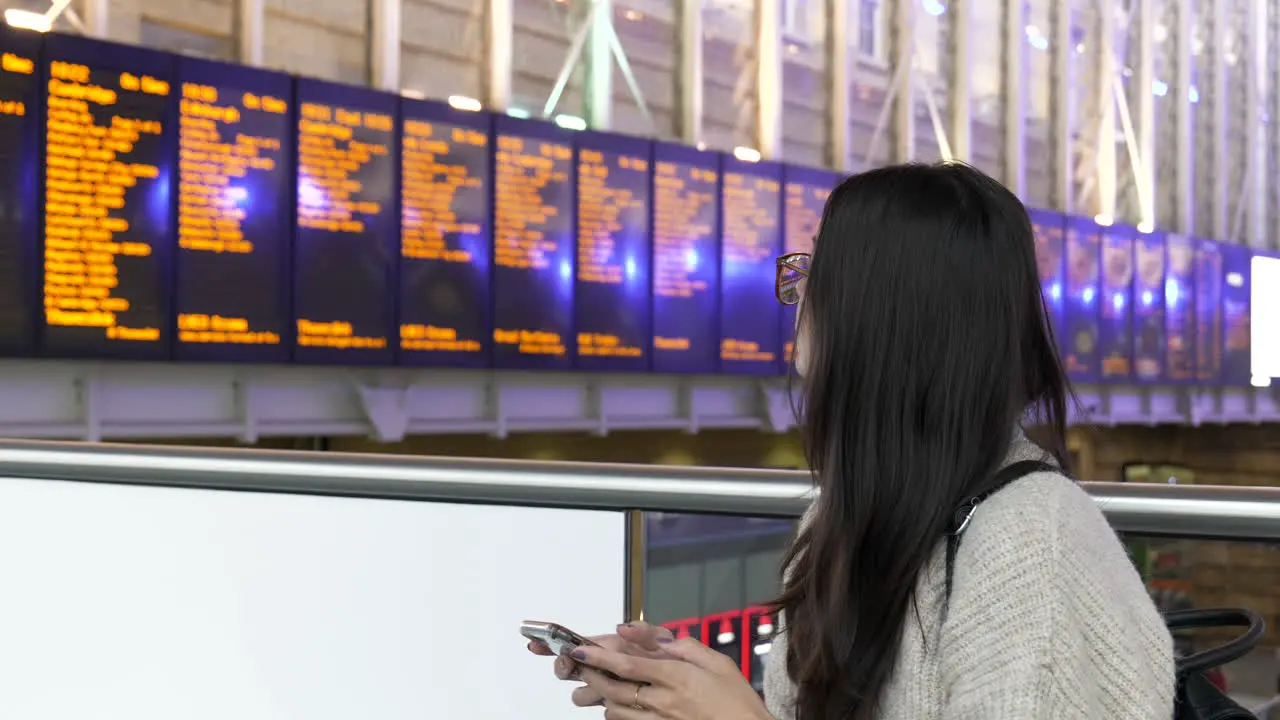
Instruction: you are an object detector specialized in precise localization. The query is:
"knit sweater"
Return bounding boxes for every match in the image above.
[763,431,1176,719]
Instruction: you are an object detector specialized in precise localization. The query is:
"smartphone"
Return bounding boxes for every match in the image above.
[521,621,622,680]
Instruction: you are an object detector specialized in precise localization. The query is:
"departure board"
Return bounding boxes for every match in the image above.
[174,58,291,362]
[0,28,40,354]
[1133,232,1166,382]
[293,79,397,365]
[1099,226,1133,381]
[1029,210,1065,348]
[1194,239,1223,382]
[1165,233,1196,382]
[720,157,782,375]
[1221,243,1251,386]
[781,166,837,369]
[1063,217,1100,381]
[41,36,174,359]
[574,131,651,372]
[398,98,491,368]
[492,115,574,370]
[651,142,720,374]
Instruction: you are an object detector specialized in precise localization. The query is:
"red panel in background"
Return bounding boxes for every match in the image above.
[660,606,778,685]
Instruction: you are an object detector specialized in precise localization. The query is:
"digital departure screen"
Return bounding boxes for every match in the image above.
[1221,243,1251,386]
[492,116,574,370]
[1133,233,1166,382]
[398,99,490,368]
[1165,233,1196,382]
[1030,210,1065,350]
[720,158,781,375]
[174,58,291,362]
[293,79,397,365]
[1194,239,1223,382]
[1063,217,1100,381]
[781,167,837,368]
[41,36,174,359]
[651,142,719,375]
[575,132,651,372]
[0,29,40,354]
[1099,226,1133,381]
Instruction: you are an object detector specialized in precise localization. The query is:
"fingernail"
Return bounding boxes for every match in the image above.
[571,649,587,660]
[657,637,674,644]
[617,622,634,630]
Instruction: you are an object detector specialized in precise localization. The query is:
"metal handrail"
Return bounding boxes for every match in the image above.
[0,439,1277,541]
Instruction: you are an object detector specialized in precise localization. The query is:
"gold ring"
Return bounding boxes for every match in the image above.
[632,683,644,710]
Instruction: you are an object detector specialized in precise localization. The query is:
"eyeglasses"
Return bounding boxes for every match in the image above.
[775,252,810,306]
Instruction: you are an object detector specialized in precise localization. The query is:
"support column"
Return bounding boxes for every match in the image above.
[677,0,704,146]
[1211,0,1230,239]
[82,0,109,38]
[1096,0,1118,222]
[484,0,514,112]
[1246,0,1268,248]
[755,0,784,158]
[827,0,854,169]
[1001,0,1023,191]
[235,0,265,67]
[584,0,613,129]
[1173,0,1194,232]
[368,0,402,92]
[1135,0,1155,228]
[891,0,915,163]
[947,0,972,163]
[1051,0,1073,211]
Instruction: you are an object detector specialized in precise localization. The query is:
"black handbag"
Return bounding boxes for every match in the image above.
[1165,608,1266,720]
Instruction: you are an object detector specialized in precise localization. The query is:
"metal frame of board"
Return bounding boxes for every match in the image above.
[0,360,1275,443]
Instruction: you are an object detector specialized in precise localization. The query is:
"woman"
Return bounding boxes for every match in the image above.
[529,163,1174,719]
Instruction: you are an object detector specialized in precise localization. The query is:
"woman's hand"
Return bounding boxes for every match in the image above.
[572,636,773,720]
[525,621,673,707]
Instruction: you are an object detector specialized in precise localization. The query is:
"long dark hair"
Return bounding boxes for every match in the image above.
[773,163,1071,719]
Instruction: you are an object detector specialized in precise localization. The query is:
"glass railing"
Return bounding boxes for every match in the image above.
[0,439,1277,718]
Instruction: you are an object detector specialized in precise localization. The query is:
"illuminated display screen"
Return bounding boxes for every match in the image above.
[293,79,397,365]
[1165,233,1196,382]
[720,158,782,375]
[1099,226,1133,381]
[1220,243,1251,386]
[1063,217,1100,381]
[1030,210,1065,353]
[574,131,651,372]
[1194,239,1223,382]
[174,58,291,362]
[0,28,40,354]
[1132,232,1166,382]
[651,142,720,374]
[41,36,174,359]
[781,166,837,369]
[492,116,574,370]
[398,99,491,368]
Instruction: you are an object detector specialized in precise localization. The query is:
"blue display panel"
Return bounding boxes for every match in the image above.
[40,36,175,360]
[574,131,652,372]
[1220,243,1251,387]
[0,28,41,355]
[492,116,574,369]
[1030,209,1065,351]
[1132,232,1166,382]
[398,99,491,367]
[651,142,719,374]
[1099,225,1134,381]
[1165,233,1196,382]
[174,58,291,362]
[1194,239,1223,383]
[781,165,838,370]
[720,157,782,375]
[293,79,397,365]
[1063,217,1100,381]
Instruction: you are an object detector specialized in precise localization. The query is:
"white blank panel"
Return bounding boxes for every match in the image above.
[0,477,626,720]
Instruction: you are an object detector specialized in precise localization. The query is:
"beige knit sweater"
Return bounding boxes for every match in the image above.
[763,432,1176,719]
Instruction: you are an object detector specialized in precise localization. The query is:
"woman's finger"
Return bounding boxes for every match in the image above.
[656,636,735,673]
[601,700,651,720]
[578,667,653,708]
[571,645,670,685]
[553,654,580,680]
[615,621,673,651]
[569,684,605,708]
[527,640,554,656]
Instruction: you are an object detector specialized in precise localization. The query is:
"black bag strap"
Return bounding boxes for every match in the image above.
[1164,608,1265,676]
[944,459,1060,604]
